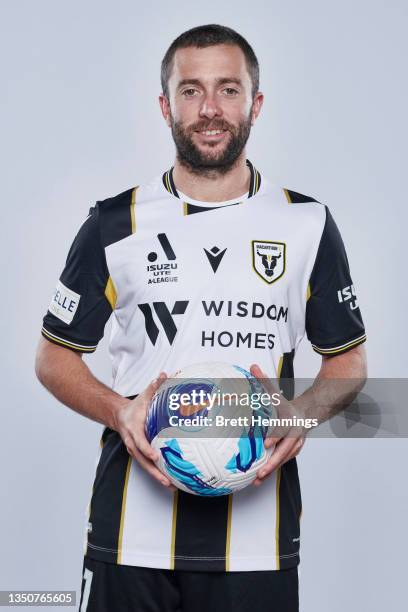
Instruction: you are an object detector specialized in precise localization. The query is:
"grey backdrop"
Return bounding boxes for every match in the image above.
[1,0,407,610]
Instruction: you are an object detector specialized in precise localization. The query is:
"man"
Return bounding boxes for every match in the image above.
[35,24,367,612]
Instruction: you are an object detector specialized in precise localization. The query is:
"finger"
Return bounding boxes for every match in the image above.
[257,437,298,479]
[250,364,295,441]
[250,363,265,379]
[276,439,304,468]
[133,432,160,463]
[250,363,279,397]
[143,372,168,402]
[123,436,139,459]
[264,436,281,449]
[289,437,305,459]
[270,436,304,471]
[254,438,305,485]
[250,364,286,442]
[132,446,173,487]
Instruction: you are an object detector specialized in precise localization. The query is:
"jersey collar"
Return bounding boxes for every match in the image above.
[162,158,262,202]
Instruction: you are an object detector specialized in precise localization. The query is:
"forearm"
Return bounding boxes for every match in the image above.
[292,344,367,427]
[35,337,127,431]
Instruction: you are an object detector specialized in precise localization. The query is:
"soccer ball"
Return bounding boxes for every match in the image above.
[145,362,276,496]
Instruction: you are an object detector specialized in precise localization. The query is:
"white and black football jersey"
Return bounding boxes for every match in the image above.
[41,159,366,571]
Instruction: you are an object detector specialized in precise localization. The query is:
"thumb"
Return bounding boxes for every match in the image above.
[143,372,167,401]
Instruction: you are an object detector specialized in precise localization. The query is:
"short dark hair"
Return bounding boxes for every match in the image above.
[161,24,260,100]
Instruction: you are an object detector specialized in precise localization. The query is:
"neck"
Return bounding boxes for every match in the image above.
[172,153,251,203]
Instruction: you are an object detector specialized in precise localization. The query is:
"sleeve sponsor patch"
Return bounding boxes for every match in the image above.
[48,280,81,325]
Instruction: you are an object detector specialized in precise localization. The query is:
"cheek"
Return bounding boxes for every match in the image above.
[222,99,253,121]
[171,99,200,123]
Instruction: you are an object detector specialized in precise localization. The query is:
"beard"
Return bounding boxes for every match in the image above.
[169,108,253,176]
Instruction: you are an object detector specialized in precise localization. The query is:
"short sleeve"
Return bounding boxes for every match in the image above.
[305,206,367,355]
[41,204,114,353]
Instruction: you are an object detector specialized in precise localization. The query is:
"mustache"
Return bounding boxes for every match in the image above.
[189,122,234,133]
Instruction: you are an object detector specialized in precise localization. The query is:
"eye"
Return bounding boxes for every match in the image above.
[182,88,198,97]
[224,87,239,96]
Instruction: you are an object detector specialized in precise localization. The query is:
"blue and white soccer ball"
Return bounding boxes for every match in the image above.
[145,362,276,496]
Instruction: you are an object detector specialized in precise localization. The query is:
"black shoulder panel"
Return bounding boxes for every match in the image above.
[284,189,319,204]
[97,187,135,248]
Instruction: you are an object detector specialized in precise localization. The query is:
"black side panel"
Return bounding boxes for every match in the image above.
[174,492,230,571]
[277,458,302,569]
[86,429,130,564]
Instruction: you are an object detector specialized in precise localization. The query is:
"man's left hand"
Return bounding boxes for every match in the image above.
[250,363,306,486]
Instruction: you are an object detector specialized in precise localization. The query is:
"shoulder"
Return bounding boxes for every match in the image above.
[282,188,321,205]
[94,185,140,248]
[261,178,325,213]
[96,186,136,213]
[262,182,328,231]
[93,175,168,247]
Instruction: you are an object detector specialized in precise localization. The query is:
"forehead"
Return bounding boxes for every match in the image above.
[170,44,251,87]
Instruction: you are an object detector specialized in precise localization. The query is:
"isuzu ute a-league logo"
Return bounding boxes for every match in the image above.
[147,233,178,284]
[252,240,286,284]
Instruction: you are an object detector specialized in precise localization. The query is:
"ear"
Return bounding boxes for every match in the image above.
[159,93,172,127]
[251,92,264,125]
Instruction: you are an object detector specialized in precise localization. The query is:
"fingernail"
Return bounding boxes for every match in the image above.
[260,471,266,478]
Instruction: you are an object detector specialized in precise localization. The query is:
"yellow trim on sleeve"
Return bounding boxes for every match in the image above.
[306,283,311,301]
[313,334,367,355]
[41,327,96,352]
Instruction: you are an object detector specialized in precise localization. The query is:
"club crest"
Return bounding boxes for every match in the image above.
[252,240,286,284]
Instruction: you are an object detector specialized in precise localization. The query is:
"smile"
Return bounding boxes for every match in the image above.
[200,129,226,135]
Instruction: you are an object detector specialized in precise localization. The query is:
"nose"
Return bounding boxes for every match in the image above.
[199,92,222,120]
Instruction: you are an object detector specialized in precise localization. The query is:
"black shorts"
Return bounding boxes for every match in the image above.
[79,556,299,612]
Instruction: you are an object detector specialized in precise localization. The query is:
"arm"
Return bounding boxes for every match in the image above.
[36,204,173,489]
[251,344,367,485]
[297,342,367,424]
[34,336,173,488]
[35,336,125,430]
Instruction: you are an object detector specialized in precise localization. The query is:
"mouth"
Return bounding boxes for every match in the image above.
[195,128,229,142]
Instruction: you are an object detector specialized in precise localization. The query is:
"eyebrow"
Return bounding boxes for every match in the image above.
[177,77,243,89]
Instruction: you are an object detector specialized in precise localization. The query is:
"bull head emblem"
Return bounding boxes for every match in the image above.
[252,240,286,285]
[256,249,282,278]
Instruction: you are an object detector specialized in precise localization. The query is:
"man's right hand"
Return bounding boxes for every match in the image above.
[112,373,175,490]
